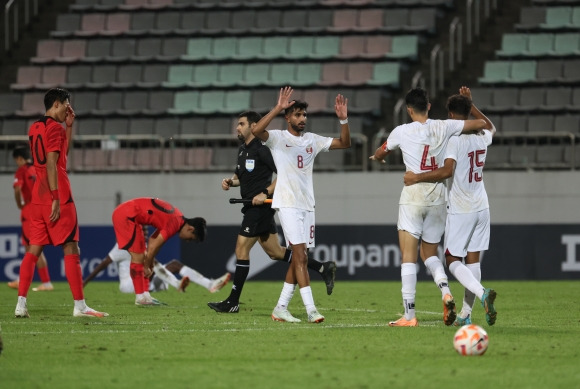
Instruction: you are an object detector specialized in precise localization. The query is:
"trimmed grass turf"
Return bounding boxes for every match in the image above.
[1,280,579,389]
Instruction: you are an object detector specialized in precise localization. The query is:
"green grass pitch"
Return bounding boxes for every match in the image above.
[1,280,579,389]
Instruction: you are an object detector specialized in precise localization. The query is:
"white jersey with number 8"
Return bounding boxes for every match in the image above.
[265,129,332,211]
[385,119,464,206]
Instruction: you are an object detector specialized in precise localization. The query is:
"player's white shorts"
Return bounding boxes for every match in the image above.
[444,209,490,258]
[397,203,446,243]
[277,207,315,248]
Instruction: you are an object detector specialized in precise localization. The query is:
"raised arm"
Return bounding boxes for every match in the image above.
[329,94,351,150]
[460,86,496,137]
[252,87,295,141]
[65,105,75,155]
[404,158,456,186]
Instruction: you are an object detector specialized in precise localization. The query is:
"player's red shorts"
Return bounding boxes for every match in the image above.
[28,202,80,246]
[112,206,146,254]
[20,204,33,246]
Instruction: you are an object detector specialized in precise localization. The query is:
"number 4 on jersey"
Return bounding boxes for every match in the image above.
[420,145,438,171]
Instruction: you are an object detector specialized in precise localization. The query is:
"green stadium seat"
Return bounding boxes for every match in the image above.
[572,7,580,28]
[165,65,194,86]
[235,37,263,60]
[171,91,199,114]
[268,63,296,86]
[478,61,511,84]
[508,61,537,83]
[526,33,554,56]
[367,62,400,87]
[192,64,219,87]
[541,7,572,29]
[183,38,212,60]
[294,63,321,86]
[260,37,289,60]
[387,35,418,60]
[287,36,315,59]
[553,33,580,56]
[196,90,225,114]
[310,36,340,59]
[497,34,528,57]
[211,37,237,60]
[214,64,245,87]
[242,64,270,86]
[223,90,251,114]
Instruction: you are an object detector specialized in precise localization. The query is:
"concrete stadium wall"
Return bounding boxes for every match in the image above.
[1,171,579,226]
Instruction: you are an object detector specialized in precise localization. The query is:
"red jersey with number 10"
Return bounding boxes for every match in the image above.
[28,116,73,205]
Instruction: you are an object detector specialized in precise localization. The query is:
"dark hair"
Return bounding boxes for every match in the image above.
[44,88,71,111]
[185,217,207,242]
[446,94,472,118]
[405,88,429,113]
[239,111,262,125]
[285,100,308,116]
[12,145,30,160]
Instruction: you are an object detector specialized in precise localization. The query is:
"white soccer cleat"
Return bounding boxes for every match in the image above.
[14,302,30,318]
[209,273,231,293]
[307,310,325,324]
[271,308,301,323]
[73,307,109,318]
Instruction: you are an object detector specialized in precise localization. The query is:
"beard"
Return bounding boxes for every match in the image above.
[237,133,245,141]
[290,123,305,133]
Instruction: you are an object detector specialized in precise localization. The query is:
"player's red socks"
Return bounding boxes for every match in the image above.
[18,253,39,297]
[64,254,84,300]
[143,274,150,292]
[130,263,145,294]
[37,265,51,283]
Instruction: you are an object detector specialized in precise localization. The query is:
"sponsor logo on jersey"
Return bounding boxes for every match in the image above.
[306,146,313,154]
[245,159,255,172]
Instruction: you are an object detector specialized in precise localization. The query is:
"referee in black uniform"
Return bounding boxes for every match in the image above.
[208,111,336,313]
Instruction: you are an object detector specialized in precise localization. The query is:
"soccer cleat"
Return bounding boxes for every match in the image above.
[73,307,109,318]
[178,276,190,293]
[453,315,472,326]
[14,302,30,318]
[8,280,19,289]
[150,297,167,306]
[271,308,301,323]
[321,261,337,295]
[135,296,162,306]
[443,294,457,326]
[207,300,239,313]
[32,283,54,292]
[307,310,325,324]
[481,288,497,325]
[209,273,231,293]
[388,317,418,327]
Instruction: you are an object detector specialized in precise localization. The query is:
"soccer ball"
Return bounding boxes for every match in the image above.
[453,324,489,356]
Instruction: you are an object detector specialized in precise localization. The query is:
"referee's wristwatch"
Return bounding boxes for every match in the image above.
[261,188,269,197]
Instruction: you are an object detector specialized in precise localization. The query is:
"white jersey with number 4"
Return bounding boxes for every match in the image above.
[445,130,492,214]
[385,119,464,206]
[264,129,332,211]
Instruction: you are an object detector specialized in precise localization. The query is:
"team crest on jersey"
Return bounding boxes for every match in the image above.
[306,146,313,154]
[245,159,255,172]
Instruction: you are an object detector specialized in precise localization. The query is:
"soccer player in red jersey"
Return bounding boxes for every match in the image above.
[9,146,54,292]
[14,88,108,318]
[112,197,206,305]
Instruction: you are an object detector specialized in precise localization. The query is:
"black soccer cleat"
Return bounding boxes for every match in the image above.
[207,300,239,313]
[321,261,337,295]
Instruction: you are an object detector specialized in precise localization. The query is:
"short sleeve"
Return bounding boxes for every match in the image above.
[264,129,282,149]
[386,126,402,151]
[482,130,493,146]
[447,119,464,137]
[445,136,459,161]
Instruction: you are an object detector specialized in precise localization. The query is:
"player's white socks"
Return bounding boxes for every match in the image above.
[74,299,88,311]
[401,263,417,320]
[275,282,296,310]
[179,266,211,290]
[460,263,481,317]
[153,262,180,289]
[299,286,316,314]
[448,261,484,302]
[424,256,451,297]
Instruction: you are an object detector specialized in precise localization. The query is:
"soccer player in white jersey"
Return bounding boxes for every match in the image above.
[404,86,497,326]
[252,86,351,323]
[83,243,231,299]
[370,87,491,327]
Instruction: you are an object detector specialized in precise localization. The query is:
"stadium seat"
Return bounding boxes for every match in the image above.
[211,37,237,60]
[196,90,225,114]
[35,40,62,60]
[62,40,86,60]
[362,35,392,59]
[56,14,81,32]
[192,64,219,87]
[536,59,562,83]
[261,37,289,60]
[214,64,245,87]
[352,88,382,115]
[344,62,373,86]
[110,38,136,58]
[536,145,567,166]
[479,61,511,84]
[21,93,44,113]
[2,118,28,135]
[516,7,546,30]
[242,63,270,86]
[173,91,200,113]
[227,10,256,34]
[485,144,511,168]
[205,11,230,33]
[287,36,315,59]
[109,148,135,170]
[106,13,130,32]
[235,37,263,60]
[251,10,282,33]
[279,10,309,33]
[510,146,537,166]
[367,62,400,87]
[117,64,143,84]
[527,114,554,132]
[294,63,321,86]
[338,36,366,59]
[268,63,296,86]
[543,87,572,111]
[223,90,251,114]
[148,90,174,111]
[553,33,580,56]
[180,117,207,135]
[508,61,537,83]
[103,118,129,135]
[92,65,117,83]
[309,36,340,59]
[82,13,107,32]
[0,93,22,116]
[303,90,329,113]
[162,38,188,56]
[154,117,180,138]
[98,91,124,111]
[180,11,205,32]
[128,118,155,135]
[541,7,572,29]
[87,39,112,57]
[501,114,528,133]
[156,12,180,30]
[554,114,580,133]
[212,146,238,170]
[358,9,384,31]
[515,87,544,112]
[136,38,162,57]
[205,117,233,134]
[131,12,155,30]
[562,59,580,83]
[66,65,92,85]
[387,35,418,60]
[470,88,494,109]
[527,33,554,56]
[183,38,212,60]
[78,118,104,136]
[166,64,194,86]
[408,8,437,33]
[329,9,358,32]
[251,89,277,112]
[497,34,529,57]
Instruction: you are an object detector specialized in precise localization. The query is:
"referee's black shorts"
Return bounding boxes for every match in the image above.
[239,206,277,237]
